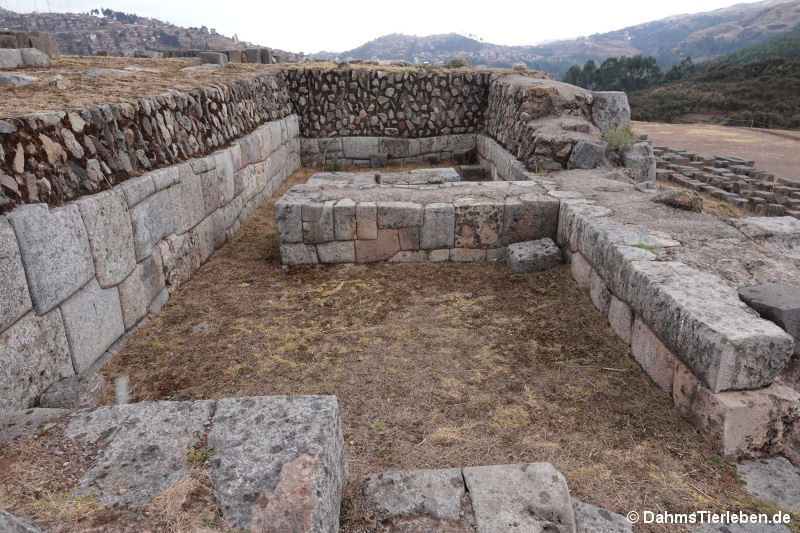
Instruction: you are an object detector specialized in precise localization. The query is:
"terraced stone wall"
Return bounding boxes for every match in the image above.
[0,116,300,411]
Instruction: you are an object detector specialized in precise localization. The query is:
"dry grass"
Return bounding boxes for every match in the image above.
[147,470,221,533]
[92,164,798,531]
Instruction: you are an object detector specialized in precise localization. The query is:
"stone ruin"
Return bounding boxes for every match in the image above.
[1,63,799,531]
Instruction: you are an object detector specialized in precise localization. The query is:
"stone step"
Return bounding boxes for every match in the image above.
[506,238,563,273]
[458,164,487,181]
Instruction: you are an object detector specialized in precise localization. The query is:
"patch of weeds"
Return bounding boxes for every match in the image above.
[187,446,215,467]
[473,396,495,411]
[632,243,654,250]
[494,406,530,429]
[612,417,626,430]
[369,420,383,431]
[26,490,101,522]
[329,158,342,171]
[707,454,724,469]
[236,365,254,376]
[603,123,635,154]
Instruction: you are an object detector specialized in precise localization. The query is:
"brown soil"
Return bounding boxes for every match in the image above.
[633,121,800,185]
[1,164,795,531]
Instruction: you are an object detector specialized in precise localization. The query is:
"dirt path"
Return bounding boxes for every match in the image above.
[633,121,800,184]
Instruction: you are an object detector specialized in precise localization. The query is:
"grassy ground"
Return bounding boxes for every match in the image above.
[1,165,795,531]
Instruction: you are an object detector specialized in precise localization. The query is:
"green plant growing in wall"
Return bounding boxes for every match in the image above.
[603,123,635,154]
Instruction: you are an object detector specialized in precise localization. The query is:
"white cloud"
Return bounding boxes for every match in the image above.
[3,0,756,53]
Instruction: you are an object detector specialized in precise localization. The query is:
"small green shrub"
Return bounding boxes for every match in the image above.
[603,124,635,153]
[329,158,342,172]
[187,446,215,466]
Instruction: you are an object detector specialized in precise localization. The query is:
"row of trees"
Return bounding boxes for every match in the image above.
[562,55,696,91]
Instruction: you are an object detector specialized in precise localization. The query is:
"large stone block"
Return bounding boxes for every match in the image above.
[0,509,41,533]
[630,318,678,393]
[421,203,455,249]
[0,218,32,332]
[275,197,303,243]
[622,142,656,183]
[591,91,631,130]
[356,229,401,263]
[342,137,379,159]
[317,241,355,263]
[208,396,346,531]
[157,231,203,290]
[69,400,214,506]
[454,198,503,249]
[199,51,228,66]
[589,268,611,314]
[129,189,175,261]
[567,140,608,170]
[119,174,156,207]
[39,372,104,409]
[9,204,94,314]
[356,202,378,240]
[168,164,206,234]
[607,295,633,344]
[570,252,592,290]
[333,199,357,240]
[572,499,632,533]
[303,201,335,244]
[673,361,800,460]
[280,243,319,265]
[739,284,800,354]
[463,463,576,533]
[60,278,124,373]
[20,47,49,67]
[0,310,73,411]
[77,189,136,288]
[624,261,794,392]
[506,238,562,274]
[377,201,424,229]
[0,48,22,69]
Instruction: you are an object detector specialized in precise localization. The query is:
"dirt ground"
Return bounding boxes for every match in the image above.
[633,121,800,184]
[1,165,796,532]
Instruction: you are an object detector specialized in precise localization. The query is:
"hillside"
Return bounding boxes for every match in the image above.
[317,0,800,77]
[628,57,800,129]
[0,9,298,58]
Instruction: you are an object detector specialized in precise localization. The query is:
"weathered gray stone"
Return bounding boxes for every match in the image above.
[506,238,562,274]
[454,198,503,249]
[421,203,455,249]
[168,164,205,234]
[0,72,37,87]
[739,284,800,354]
[624,261,794,392]
[0,48,23,69]
[303,201,335,244]
[8,204,94,314]
[129,189,175,261]
[60,279,124,373]
[0,218,32,332]
[199,51,228,66]
[208,396,346,531]
[737,457,800,513]
[570,252,592,290]
[356,229,401,263]
[70,400,214,506]
[77,190,136,287]
[0,310,73,411]
[567,140,608,170]
[151,166,180,191]
[572,499,632,533]
[119,175,155,207]
[157,232,203,290]
[39,373,105,409]
[342,137,379,159]
[19,47,49,67]
[362,468,466,521]
[589,268,611,314]
[377,201,424,229]
[630,318,678,393]
[280,243,319,265]
[333,198,357,240]
[316,241,355,263]
[607,295,633,344]
[622,142,656,183]
[729,216,800,254]
[463,463,576,533]
[356,202,377,240]
[0,408,69,445]
[0,509,42,533]
[275,198,303,243]
[591,91,631,131]
[502,194,559,245]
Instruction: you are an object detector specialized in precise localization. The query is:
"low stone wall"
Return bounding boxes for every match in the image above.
[299,134,476,167]
[477,134,538,182]
[0,73,292,214]
[285,68,490,138]
[276,177,559,265]
[558,201,799,460]
[0,116,300,411]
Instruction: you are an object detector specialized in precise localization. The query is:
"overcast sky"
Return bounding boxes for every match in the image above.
[3,0,754,53]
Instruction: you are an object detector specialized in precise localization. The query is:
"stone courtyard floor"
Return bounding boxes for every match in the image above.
[3,165,795,532]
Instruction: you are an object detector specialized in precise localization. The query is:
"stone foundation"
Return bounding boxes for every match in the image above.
[0,116,300,411]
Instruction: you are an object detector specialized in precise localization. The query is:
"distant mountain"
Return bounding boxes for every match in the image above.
[316,0,800,78]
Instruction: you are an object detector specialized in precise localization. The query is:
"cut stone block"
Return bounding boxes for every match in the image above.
[0,310,73,411]
[454,198,502,249]
[0,48,22,69]
[356,229,400,263]
[672,362,800,459]
[377,201,423,229]
[168,164,206,234]
[570,252,592,290]
[303,201,335,244]
[739,284,800,354]
[20,47,49,67]
[275,197,303,243]
[39,372,105,409]
[506,238,562,274]
[70,400,214,506]
[8,204,94,315]
[568,140,608,170]
[333,198,357,240]
[129,189,175,261]
[630,318,678,393]
[589,268,611,314]
[502,194,560,245]
[316,241,355,263]
[77,189,136,288]
[450,248,486,262]
[280,243,319,265]
[607,296,633,344]
[199,51,228,66]
[361,467,472,527]
[463,463,576,533]
[572,499,632,533]
[208,396,346,531]
[625,261,794,392]
[737,457,800,513]
[356,202,377,240]
[0,218,32,332]
[591,91,630,131]
[398,227,420,250]
[60,279,124,373]
[119,175,155,207]
[622,142,656,183]
[459,164,486,181]
[421,203,455,249]
[342,137,379,159]
[0,408,69,445]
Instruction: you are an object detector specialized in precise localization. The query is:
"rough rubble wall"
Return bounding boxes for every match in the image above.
[0,74,292,214]
[285,68,491,138]
[0,117,300,411]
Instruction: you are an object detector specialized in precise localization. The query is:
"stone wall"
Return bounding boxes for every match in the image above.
[0,116,300,411]
[0,74,292,214]
[299,134,476,167]
[285,68,491,139]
